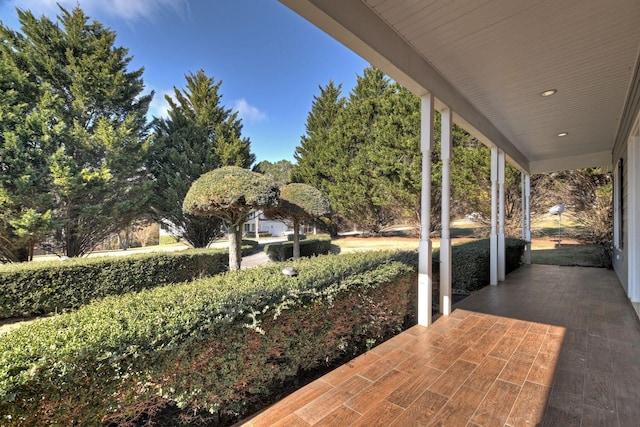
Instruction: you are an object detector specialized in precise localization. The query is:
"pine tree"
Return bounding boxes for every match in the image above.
[292,81,345,192]
[1,6,151,258]
[0,24,57,261]
[148,70,255,248]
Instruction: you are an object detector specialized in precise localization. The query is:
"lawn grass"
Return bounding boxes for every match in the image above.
[530,243,606,267]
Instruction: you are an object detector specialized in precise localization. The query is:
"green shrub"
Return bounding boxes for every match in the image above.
[0,249,229,319]
[286,233,306,241]
[432,238,525,292]
[265,236,331,261]
[159,235,181,245]
[0,251,417,426]
[241,239,260,254]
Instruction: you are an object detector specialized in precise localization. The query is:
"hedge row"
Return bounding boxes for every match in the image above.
[0,251,417,426]
[264,235,332,261]
[0,243,256,319]
[433,237,525,292]
[286,233,306,241]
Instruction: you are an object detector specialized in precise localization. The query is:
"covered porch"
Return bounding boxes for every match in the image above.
[242,264,640,426]
[278,0,640,323]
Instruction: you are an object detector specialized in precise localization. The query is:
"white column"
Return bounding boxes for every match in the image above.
[418,94,434,326]
[522,172,531,264]
[440,107,452,316]
[498,150,506,281]
[490,146,498,285]
[628,135,640,307]
[255,212,260,241]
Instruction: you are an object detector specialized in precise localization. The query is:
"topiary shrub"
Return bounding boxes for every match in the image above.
[183,166,279,270]
[265,236,330,261]
[0,251,417,426]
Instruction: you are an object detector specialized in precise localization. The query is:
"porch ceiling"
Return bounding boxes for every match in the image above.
[279,0,640,173]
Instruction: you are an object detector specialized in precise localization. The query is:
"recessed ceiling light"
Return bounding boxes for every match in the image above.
[541,89,557,97]
[557,132,568,137]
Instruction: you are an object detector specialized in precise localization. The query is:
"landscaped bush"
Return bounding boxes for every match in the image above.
[265,235,331,261]
[432,238,525,292]
[241,238,260,253]
[0,251,417,426]
[0,249,230,319]
[287,233,306,241]
[159,235,181,245]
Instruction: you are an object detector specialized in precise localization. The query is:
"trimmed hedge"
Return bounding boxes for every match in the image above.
[433,237,525,292]
[0,247,252,319]
[0,251,417,426]
[159,235,181,245]
[286,233,306,241]
[265,235,331,261]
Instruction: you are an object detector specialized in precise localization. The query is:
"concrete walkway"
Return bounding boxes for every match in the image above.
[241,245,271,269]
[241,238,287,269]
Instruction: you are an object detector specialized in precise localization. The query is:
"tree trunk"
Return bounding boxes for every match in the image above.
[293,219,300,259]
[228,225,243,270]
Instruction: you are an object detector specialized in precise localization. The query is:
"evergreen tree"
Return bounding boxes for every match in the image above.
[0,24,57,261]
[327,68,395,232]
[0,6,152,258]
[292,81,345,192]
[253,159,293,187]
[148,70,255,248]
[292,67,486,234]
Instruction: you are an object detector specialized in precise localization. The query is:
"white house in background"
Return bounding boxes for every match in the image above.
[243,211,289,237]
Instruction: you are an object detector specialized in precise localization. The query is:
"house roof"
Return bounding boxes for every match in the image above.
[280,0,640,173]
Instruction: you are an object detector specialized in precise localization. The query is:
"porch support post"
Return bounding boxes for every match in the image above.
[522,172,531,264]
[498,150,506,281]
[418,93,434,326]
[490,146,498,285]
[440,107,452,316]
[629,136,640,309]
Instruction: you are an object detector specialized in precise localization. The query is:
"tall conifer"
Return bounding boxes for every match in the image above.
[0,6,152,258]
[148,70,255,247]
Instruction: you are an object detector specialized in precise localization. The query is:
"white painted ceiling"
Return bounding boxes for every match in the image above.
[280,0,640,173]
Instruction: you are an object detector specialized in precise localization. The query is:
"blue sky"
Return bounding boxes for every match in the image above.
[0,0,369,163]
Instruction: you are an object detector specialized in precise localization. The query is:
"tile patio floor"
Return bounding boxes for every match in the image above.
[240,264,640,427]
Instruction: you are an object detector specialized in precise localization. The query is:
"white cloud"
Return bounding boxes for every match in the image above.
[232,98,267,124]
[7,0,190,23]
[148,89,173,119]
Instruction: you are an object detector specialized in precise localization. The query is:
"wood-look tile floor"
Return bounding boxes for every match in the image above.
[241,265,640,427]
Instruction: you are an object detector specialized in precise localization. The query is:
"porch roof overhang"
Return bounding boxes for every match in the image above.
[280,0,640,174]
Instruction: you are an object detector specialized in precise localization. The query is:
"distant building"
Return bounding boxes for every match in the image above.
[243,211,316,237]
[243,211,289,237]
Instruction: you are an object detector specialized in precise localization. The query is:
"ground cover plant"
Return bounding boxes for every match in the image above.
[0,251,417,426]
